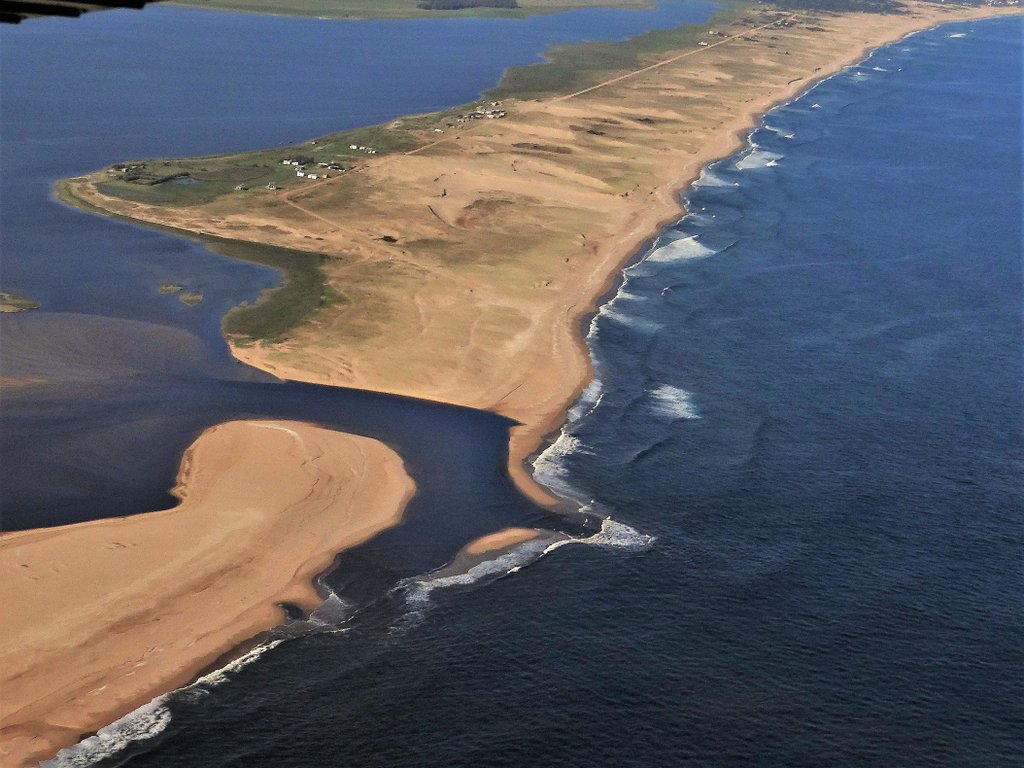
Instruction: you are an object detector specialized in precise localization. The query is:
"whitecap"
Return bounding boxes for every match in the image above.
[43,635,289,765]
[643,235,717,264]
[735,148,783,170]
[947,32,966,39]
[692,167,735,187]
[42,697,174,768]
[543,517,655,555]
[596,301,662,333]
[533,432,592,494]
[762,124,795,140]
[648,384,701,420]
[566,377,604,424]
[393,536,555,628]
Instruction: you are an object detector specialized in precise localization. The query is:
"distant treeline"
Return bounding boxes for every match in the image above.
[417,0,519,9]
[762,0,901,11]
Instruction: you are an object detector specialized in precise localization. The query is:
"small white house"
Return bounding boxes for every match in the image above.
[349,144,358,150]
[296,170,306,177]
[308,174,319,180]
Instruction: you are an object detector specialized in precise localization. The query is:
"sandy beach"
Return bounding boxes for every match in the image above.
[61,2,1019,507]
[0,420,414,766]
[17,1,1018,762]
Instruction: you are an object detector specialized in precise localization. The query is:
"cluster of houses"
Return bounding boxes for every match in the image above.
[280,158,345,181]
[108,163,146,175]
[348,144,378,155]
[452,101,507,125]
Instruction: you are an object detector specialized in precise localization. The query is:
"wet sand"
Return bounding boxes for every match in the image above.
[0,420,414,766]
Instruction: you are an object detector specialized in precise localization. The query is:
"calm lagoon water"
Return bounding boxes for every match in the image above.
[1,7,1020,768]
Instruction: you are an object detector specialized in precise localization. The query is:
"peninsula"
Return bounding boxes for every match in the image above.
[60,0,1021,504]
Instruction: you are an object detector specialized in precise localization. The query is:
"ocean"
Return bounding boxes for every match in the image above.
[2,8,1020,768]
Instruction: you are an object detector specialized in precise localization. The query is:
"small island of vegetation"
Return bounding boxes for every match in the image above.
[0,292,39,313]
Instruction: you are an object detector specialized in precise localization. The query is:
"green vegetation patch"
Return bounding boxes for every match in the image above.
[55,180,336,343]
[0,292,39,313]
[487,2,747,100]
[214,240,340,342]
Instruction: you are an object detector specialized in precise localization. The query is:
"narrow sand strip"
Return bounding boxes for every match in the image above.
[0,420,415,767]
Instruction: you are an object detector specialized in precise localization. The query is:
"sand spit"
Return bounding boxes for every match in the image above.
[466,527,542,555]
[61,3,1019,507]
[0,420,414,766]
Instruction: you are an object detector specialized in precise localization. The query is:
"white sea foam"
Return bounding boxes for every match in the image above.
[566,377,604,424]
[192,639,285,689]
[42,697,174,768]
[762,124,795,140]
[693,167,736,187]
[400,517,654,622]
[533,432,592,498]
[542,517,655,555]
[644,235,717,264]
[947,32,967,39]
[735,148,782,170]
[596,301,662,333]
[43,635,289,766]
[393,537,556,629]
[648,384,701,420]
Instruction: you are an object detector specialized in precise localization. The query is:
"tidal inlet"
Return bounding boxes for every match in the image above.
[1,1,1021,766]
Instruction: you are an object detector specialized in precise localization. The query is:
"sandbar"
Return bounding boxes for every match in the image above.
[0,420,414,766]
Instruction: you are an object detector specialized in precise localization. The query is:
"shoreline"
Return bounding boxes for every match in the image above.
[0,420,415,766]
[507,5,1024,507]
[56,3,1021,513]
[16,4,1019,762]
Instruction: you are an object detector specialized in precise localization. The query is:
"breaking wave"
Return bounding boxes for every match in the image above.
[735,148,782,170]
[644,235,718,264]
[762,123,795,139]
[693,167,738,188]
[41,638,286,768]
[648,384,701,420]
[399,536,553,610]
[543,517,655,555]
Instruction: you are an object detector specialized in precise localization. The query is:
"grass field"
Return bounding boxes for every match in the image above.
[172,0,651,20]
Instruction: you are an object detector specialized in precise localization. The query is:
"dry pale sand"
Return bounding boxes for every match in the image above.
[62,2,1019,508]
[0,420,415,767]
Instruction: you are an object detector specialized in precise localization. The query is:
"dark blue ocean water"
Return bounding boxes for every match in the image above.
[3,10,1020,768]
